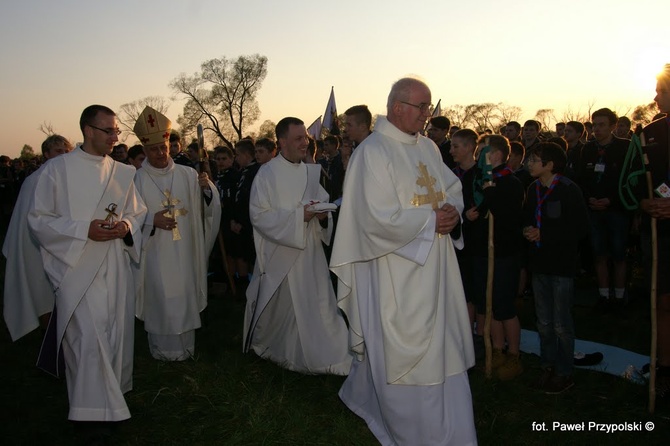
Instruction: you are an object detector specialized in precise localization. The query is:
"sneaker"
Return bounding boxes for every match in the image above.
[544,375,574,394]
[497,353,523,381]
[491,349,507,369]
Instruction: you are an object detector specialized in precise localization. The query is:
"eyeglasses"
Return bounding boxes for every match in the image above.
[399,101,432,114]
[89,124,122,136]
[527,158,543,164]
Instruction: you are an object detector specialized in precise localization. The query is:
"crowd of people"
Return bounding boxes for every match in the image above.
[2,65,670,445]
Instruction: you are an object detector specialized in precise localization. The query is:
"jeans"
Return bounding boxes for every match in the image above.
[532,273,575,377]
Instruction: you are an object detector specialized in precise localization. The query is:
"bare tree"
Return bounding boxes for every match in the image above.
[38,121,56,136]
[170,54,268,148]
[498,104,523,127]
[534,109,556,133]
[442,104,470,129]
[465,103,503,133]
[559,105,589,124]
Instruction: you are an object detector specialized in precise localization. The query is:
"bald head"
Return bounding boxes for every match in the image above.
[386,77,432,135]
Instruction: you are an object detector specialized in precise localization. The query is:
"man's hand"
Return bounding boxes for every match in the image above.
[88,219,129,241]
[641,197,670,219]
[154,209,176,231]
[588,197,610,211]
[465,206,479,222]
[435,204,459,235]
[523,226,540,243]
[303,203,318,222]
[198,172,211,191]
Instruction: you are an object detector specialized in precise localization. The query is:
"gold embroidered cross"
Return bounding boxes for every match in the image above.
[161,189,188,241]
[410,162,445,210]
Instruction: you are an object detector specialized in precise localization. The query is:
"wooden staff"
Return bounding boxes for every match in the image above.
[482,142,495,379]
[641,132,658,413]
[485,211,495,379]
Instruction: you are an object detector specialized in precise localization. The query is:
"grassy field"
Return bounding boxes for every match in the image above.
[1,268,669,444]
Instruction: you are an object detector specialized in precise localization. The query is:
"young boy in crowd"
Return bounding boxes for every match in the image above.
[523,142,589,393]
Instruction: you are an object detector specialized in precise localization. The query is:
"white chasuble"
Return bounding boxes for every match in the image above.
[133,158,220,360]
[243,154,351,375]
[28,149,147,421]
[330,116,477,445]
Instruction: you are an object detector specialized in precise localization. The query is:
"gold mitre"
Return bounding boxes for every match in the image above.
[134,106,172,146]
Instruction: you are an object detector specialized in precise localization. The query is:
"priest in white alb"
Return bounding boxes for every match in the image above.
[3,134,72,341]
[28,105,147,423]
[132,107,221,361]
[243,117,351,375]
[330,78,477,445]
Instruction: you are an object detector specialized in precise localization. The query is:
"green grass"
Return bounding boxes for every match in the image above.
[1,268,669,444]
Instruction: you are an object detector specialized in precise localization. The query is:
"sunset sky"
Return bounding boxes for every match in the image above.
[1,0,668,158]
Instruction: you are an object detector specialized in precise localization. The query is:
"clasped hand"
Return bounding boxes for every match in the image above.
[435,204,459,235]
[88,219,129,241]
[641,197,670,219]
[154,209,176,231]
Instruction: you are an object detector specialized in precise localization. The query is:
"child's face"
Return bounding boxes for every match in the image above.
[527,154,553,178]
[449,137,474,165]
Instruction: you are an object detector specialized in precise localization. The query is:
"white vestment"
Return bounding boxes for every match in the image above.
[3,164,54,341]
[330,117,477,445]
[243,154,351,375]
[133,158,221,361]
[28,149,147,421]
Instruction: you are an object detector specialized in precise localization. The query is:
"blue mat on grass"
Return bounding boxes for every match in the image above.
[520,329,649,383]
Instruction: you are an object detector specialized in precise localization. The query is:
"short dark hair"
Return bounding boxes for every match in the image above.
[523,120,540,131]
[235,139,256,157]
[547,137,568,152]
[430,116,450,130]
[566,121,585,136]
[41,134,72,156]
[510,141,525,159]
[169,131,181,143]
[323,135,340,147]
[344,105,372,129]
[452,128,478,148]
[506,121,521,133]
[79,104,115,134]
[530,142,567,174]
[617,116,632,127]
[592,108,617,126]
[128,144,144,160]
[275,117,304,140]
[255,137,277,152]
[214,145,234,158]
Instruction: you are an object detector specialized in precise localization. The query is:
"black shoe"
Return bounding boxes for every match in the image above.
[574,352,603,366]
